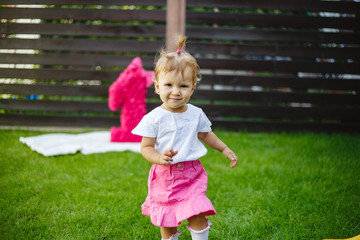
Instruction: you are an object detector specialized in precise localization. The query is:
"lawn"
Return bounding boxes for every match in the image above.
[1,129,359,240]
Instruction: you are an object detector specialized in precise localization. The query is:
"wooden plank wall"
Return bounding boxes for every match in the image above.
[1,0,359,132]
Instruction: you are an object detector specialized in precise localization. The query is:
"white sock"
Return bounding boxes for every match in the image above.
[187,219,211,240]
[161,230,181,240]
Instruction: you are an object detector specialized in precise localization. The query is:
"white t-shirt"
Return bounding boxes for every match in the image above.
[132,104,212,164]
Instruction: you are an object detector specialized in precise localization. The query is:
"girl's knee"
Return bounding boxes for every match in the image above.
[187,213,207,230]
[160,227,181,240]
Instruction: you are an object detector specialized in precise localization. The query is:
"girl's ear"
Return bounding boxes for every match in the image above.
[154,81,160,94]
[192,83,197,92]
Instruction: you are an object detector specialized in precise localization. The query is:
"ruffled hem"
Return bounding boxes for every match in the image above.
[142,194,216,227]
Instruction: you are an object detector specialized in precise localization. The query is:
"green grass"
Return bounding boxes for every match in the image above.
[1,129,359,240]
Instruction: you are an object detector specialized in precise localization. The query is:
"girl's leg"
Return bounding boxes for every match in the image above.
[187,213,211,240]
[187,212,207,230]
[160,227,180,240]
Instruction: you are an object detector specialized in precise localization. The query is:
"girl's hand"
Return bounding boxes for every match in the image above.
[222,147,238,168]
[158,148,178,165]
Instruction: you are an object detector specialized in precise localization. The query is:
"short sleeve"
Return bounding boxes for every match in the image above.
[198,109,212,132]
[131,114,157,138]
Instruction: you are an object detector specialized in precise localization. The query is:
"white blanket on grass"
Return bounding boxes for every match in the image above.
[20,131,141,157]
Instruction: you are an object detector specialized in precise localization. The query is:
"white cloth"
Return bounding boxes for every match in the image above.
[20,131,141,157]
[131,104,212,164]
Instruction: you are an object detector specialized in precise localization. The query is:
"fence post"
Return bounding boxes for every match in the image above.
[166,0,186,52]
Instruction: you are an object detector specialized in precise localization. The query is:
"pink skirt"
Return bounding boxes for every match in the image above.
[142,160,216,227]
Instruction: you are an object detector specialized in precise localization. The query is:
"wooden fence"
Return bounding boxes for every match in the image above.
[1,0,359,132]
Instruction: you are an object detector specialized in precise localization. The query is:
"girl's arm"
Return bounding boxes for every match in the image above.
[198,131,238,168]
[141,137,178,165]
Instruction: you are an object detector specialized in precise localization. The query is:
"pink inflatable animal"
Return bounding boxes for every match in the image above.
[108,57,154,142]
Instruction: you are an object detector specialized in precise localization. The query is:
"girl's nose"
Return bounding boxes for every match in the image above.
[172,87,180,94]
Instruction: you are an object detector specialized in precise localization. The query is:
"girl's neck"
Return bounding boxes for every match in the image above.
[160,103,188,113]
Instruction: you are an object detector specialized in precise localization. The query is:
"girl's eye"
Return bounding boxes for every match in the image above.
[165,84,172,87]
[181,85,188,88]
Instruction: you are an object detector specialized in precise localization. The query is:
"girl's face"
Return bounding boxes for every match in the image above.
[155,68,196,113]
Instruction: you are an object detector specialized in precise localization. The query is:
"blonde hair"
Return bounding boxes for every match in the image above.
[154,35,202,85]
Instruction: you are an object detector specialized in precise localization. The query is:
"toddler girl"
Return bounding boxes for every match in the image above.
[132,36,238,240]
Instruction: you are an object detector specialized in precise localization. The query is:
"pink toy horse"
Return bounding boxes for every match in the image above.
[108,57,154,142]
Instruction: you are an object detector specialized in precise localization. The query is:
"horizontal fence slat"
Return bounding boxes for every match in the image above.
[2,39,359,60]
[0,8,166,23]
[0,68,119,81]
[192,90,360,105]
[191,43,359,60]
[2,69,359,91]
[0,114,118,127]
[186,11,359,30]
[0,39,162,53]
[199,104,360,120]
[0,54,155,69]
[2,23,359,44]
[202,75,360,91]
[0,99,111,112]
[2,53,359,74]
[2,8,358,30]
[0,0,166,7]
[1,84,358,105]
[0,83,109,96]
[2,0,359,14]
[2,99,359,121]
[187,0,360,14]
[198,59,360,74]
[1,114,359,133]
[0,23,166,38]
[187,26,360,44]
